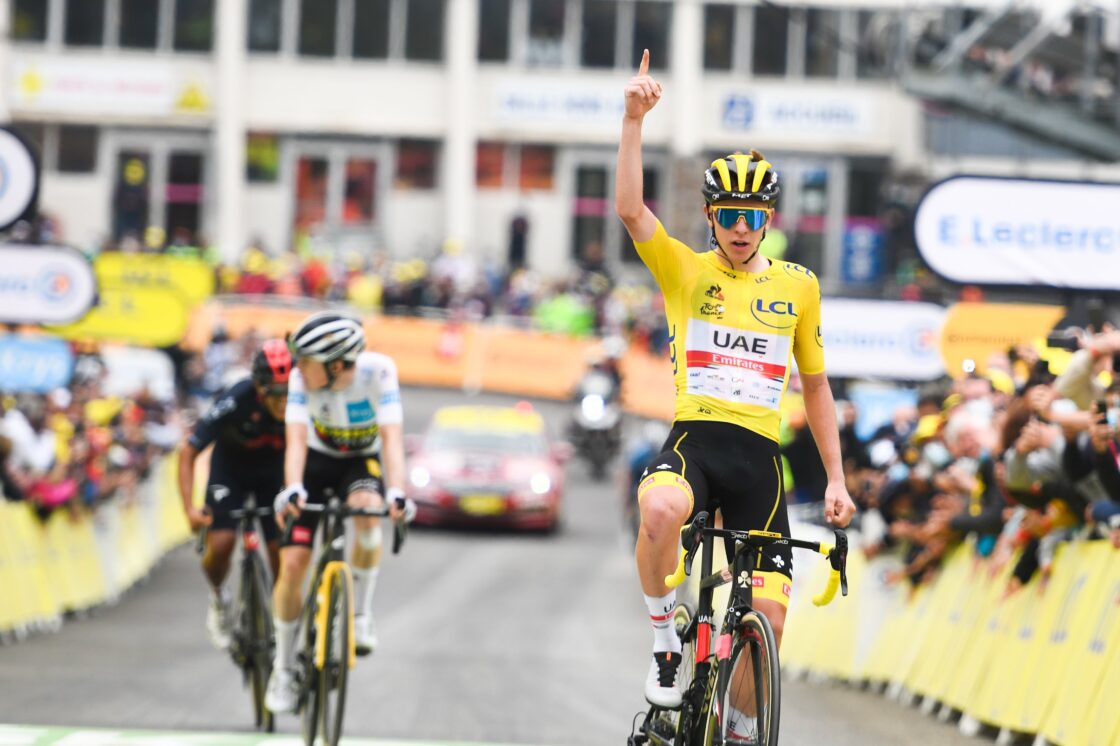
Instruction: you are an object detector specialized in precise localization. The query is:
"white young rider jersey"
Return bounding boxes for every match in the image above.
[286,351,404,457]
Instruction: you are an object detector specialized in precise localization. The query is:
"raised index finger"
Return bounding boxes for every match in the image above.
[638,48,649,76]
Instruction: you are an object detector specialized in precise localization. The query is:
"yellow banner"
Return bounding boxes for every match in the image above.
[49,284,189,347]
[95,252,213,306]
[940,302,1066,378]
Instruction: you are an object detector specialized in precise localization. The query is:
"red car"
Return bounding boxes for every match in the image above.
[406,404,570,531]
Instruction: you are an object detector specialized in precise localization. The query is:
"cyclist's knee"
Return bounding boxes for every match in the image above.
[278,547,311,584]
[638,487,690,540]
[206,531,236,558]
[355,521,382,550]
[754,599,787,644]
[348,489,379,509]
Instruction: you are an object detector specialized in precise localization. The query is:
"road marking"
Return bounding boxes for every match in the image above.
[0,727,534,746]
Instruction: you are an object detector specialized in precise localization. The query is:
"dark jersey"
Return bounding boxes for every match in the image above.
[188,379,285,472]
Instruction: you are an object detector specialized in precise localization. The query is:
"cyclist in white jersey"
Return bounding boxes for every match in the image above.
[265,312,415,714]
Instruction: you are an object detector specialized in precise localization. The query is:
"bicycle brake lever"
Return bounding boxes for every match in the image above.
[681,512,708,577]
[834,529,849,597]
[281,514,296,545]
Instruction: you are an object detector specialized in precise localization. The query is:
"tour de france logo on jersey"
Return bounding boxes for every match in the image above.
[782,263,815,282]
[705,284,725,301]
[750,297,798,330]
[699,302,725,318]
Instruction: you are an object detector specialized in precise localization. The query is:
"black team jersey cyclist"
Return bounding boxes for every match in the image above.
[616,50,857,739]
[179,339,292,650]
[264,312,415,715]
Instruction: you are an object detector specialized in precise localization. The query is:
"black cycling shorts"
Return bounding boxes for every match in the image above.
[285,449,385,547]
[205,458,282,542]
[637,420,793,604]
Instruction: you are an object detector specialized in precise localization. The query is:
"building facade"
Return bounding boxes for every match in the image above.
[3,0,1118,289]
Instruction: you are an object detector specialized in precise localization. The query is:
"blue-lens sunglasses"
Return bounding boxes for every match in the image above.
[712,206,771,230]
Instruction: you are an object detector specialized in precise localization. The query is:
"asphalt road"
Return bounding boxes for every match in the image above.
[0,387,978,745]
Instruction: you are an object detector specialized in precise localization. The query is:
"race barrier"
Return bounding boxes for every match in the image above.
[0,454,191,637]
[781,532,1120,746]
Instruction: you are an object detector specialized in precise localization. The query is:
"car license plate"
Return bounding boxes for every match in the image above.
[459,494,505,516]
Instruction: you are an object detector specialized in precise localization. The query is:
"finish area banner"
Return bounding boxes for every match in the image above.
[914,175,1120,290]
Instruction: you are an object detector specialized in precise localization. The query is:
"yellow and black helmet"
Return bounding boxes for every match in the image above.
[702,150,780,206]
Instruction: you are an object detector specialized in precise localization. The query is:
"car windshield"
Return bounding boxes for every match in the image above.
[425,426,546,456]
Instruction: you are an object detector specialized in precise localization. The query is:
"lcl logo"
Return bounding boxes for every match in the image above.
[750,299,797,329]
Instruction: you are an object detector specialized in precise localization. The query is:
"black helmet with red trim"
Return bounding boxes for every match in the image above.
[251,338,293,393]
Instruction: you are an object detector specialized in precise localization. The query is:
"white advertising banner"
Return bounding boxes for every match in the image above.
[0,245,96,324]
[820,298,946,381]
[494,79,625,129]
[721,90,877,138]
[913,176,1120,289]
[11,59,209,117]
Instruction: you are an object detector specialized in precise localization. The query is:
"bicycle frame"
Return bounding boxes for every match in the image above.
[304,500,355,671]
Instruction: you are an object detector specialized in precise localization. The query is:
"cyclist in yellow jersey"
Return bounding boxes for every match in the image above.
[617,50,857,718]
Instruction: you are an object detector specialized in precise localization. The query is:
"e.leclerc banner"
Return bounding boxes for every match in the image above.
[819,298,946,381]
[914,175,1120,289]
[0,245,96,324]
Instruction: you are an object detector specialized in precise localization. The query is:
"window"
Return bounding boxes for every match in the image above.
[633,1,671,70]
[174,0,214,52]
[57,126,98,173]
[295,157,329,229]
[247,0,282,52]
[476,142,505,188]
[528,0,565,66]
[120,0,159,48]
[703,4,735,71]
[518,145,554,191]
[343,159,377,223]
[65,0,105,47]
[477,0,511,62]
[847,160,885,217]
[857,10,895,79]
[396,140,438,189]
[752,5,789,76]
[299,0,337,56]
[805,9,839,78]
[572,165,608,260]
[10,122,45,162]
[246,133,279,183]
[12,0,48,41]
[405,0,444,61]
[353,0,390,58]
[581,1,617,69]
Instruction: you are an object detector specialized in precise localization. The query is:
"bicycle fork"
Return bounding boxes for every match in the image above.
[314,560,356,671]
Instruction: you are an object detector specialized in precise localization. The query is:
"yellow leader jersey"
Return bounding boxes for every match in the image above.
[634,220,825,443]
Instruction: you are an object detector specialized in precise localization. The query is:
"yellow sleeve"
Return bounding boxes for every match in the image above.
[632,219,694,294]
[793,275,825,375]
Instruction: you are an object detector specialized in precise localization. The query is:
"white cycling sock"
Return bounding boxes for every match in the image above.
[352,566,379,619]
[274,617,299,671]
[644,591,681,654]
[727,705,757,738]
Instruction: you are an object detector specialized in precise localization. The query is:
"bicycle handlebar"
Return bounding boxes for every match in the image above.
[280,499,408,555]
[663,512,849,607]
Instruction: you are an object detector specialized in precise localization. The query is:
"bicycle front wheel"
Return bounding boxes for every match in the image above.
[318,569,351,746]
[246,552,275,733]
[716,611,781,746]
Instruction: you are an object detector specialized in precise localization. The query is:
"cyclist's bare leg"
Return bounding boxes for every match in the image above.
[202,530,235,591]
[273,545,312,622]
[348,488,384,570]
[635,485,691,595]
[729,598,787,723]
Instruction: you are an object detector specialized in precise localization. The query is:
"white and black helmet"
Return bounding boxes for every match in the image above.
[288,312,366,363]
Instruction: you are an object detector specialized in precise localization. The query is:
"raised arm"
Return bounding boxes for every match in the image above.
[615,49,661,243]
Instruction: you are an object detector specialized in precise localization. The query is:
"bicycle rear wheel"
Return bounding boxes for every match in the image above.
[245,553,275,733]
[318,570,351,746]
[716,611,780,746]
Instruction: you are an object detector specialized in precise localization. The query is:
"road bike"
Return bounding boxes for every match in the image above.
[196,495,277,732]
[629,512,849,746]
[283,491,407,746]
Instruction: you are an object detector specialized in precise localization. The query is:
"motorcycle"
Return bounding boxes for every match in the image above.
[569,369,622,480]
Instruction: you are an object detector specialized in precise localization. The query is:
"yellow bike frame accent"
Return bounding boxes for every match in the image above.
[314,560,356,671]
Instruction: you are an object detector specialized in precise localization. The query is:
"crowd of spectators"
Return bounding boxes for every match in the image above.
[824,328,1120,594]
[0,348,179,519]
